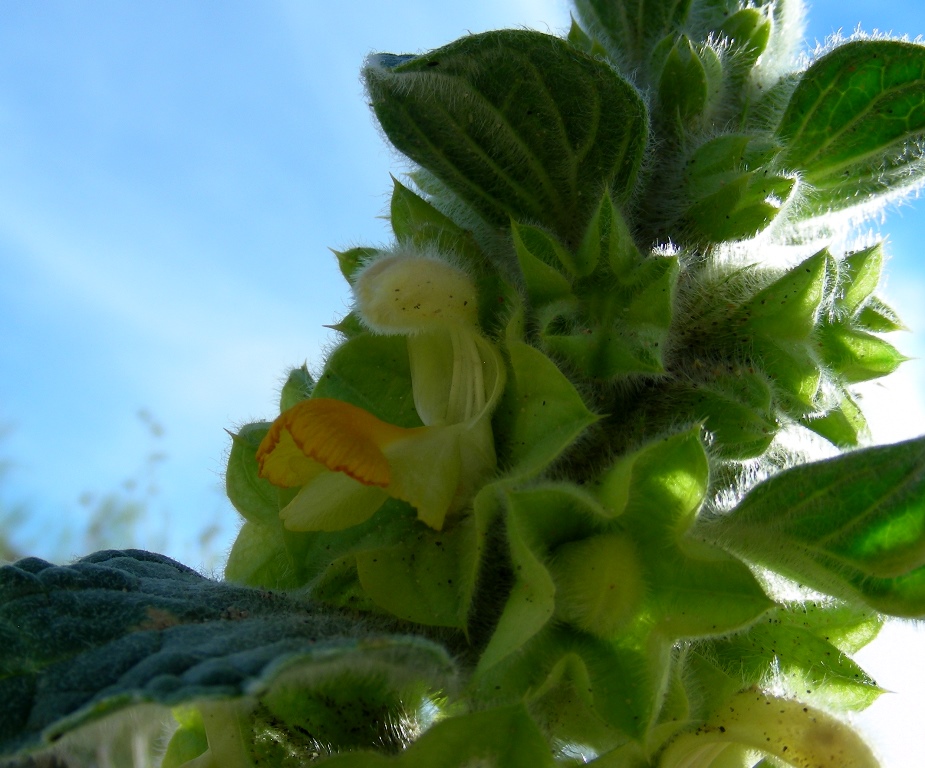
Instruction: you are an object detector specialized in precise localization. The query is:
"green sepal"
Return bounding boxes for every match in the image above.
[279,363,314,412]
[699,602,884,712]
[475,624,671,746]
[327,310,367,339]
[701,435,925,617]
[683,134,797,242]
[778,40,925,213]
[540,306,667,379]
[567,15,609,59]
[390,176,482,266]
[225,422,277,526]
[663,374,778,459]
[495,331,599,478]
[0,550,455,759]
[312,333,422,428]
[317,704,557,768]
[478,483,611,673]
[540,256,678,379]
[601,428,773,638]
[857,296,907,332]
[356,509,488,630]
[717,6,772,83]
[578,190,642,278]
[293,498,419,614]
[817,323,907,383]
[838,243,883,317]
[800,390,868,448]
[365,30,648,246]
[752,337,822,410]
[658,35,708,122]
[510,220,574,304]
[719,8,771,59]
[161,707,209,767]
[738,249,830,340]
[224,520,303,591]
[332,246,377,283]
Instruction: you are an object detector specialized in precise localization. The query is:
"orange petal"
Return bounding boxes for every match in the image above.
[257,398,413,488]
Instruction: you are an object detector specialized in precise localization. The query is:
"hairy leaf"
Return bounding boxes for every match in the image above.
[702,436,925,616]
[365,30,647,246]
[779,40,925,212]
[0,550,455,759]
[574,0,693,69]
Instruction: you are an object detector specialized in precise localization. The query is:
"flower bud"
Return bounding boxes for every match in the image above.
[354,249,479,334]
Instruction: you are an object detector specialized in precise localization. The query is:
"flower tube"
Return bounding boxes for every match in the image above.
[257,248,504,531]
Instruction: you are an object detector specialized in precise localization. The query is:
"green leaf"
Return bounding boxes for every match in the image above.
[225,422,277,526]
[702,436,925,616]
[312,333,422,428]
[496,336,599,478]
[318,704,556,768]
[0,550,455,759]
[778,40,925,210]
[365,30,648,246]
[575,0,693,69]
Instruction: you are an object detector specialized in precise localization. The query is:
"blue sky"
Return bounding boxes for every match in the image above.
[1,1,924,762]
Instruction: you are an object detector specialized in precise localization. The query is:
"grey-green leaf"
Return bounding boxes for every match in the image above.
[0,550,454,759]
[365,30,648,247]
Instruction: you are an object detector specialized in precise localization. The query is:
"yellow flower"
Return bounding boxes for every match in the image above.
[257,249,504,532]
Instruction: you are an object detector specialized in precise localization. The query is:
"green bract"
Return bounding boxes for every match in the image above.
[4,1,924,766]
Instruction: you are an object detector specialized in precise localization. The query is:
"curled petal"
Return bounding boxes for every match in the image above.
[257,398,415,488]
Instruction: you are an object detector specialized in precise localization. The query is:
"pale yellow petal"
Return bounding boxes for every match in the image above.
[384,428,462,530]
[280,473,389,532]
[354,251,478,335]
